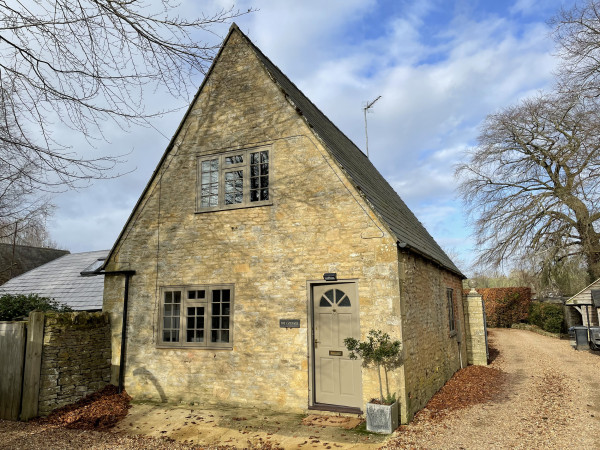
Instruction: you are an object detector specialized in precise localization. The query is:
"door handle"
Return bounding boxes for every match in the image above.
[314,339,319,348]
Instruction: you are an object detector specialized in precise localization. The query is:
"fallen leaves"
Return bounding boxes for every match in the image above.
[413,365,507,422]
[34,384,131,430]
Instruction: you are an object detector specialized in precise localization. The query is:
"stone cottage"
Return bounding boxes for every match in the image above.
[103,24,472,424]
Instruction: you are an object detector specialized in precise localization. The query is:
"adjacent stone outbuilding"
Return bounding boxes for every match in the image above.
[103,24,472,424]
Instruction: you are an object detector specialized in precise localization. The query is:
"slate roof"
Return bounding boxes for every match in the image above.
[238,26,462,276]
[0,250,108,310]
[0,243,69,285]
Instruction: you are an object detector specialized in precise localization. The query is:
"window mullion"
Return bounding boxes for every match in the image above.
[243,150,249,204]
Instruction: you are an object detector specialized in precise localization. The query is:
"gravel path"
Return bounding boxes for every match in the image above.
[1,328,598,449]
[385,328,600,449]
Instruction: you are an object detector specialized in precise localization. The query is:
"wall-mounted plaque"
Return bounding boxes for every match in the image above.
[279,319,300,328]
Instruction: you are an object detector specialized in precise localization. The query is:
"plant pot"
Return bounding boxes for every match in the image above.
[365,400,399,434]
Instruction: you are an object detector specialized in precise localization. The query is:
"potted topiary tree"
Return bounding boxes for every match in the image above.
[344,329,403,434]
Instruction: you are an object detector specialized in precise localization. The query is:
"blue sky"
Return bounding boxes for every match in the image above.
[46,0,576,275]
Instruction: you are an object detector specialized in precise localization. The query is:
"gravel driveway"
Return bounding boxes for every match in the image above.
[385,328,600,449]
[1,328,598,449]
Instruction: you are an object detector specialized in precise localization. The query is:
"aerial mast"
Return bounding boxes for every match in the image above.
[363,95,381,158]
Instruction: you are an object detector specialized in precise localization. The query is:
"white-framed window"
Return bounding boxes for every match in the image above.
[197,146,271,212]
[447,288,456,334]
[158,285,233,349]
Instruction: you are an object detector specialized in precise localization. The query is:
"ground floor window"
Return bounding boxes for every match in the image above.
[159,285,233,348]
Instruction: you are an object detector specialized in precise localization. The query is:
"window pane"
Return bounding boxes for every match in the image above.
[164,304,171,315]
[222,303,230,315]
[198,290,205,299]
[221,330,230,343]
[222,317,229,329]
[225,155,243,164]
[163,330,171,342]
[251,153,259,164]
[320,297,332,307]
[251,165,259,177]
[338,297,351,307]
[211,330,219,342]
[212,317,220,329]
[172,330,179,342]
[222,290,230,301]
[174,291,181,303]
[213,290,221,302]
[260,151,268,163]
[188,291,196,299]
[164,317,171,328]
[261,164,268,175]
[213,303,220,315]
[165,291,172,302]
[250,190,259,201]
[261,189,269,200]
[173,304,180,315]
[335,290,345,302]
[260,176,268,188]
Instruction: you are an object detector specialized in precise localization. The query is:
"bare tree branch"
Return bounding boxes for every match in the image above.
[456,90,600,282]
[0,0,252,244]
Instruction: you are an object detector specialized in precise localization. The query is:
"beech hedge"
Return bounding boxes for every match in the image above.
[465,287,532,328]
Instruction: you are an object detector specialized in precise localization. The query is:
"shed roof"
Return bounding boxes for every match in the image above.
[565,278,600,305]
[0,250,108,311]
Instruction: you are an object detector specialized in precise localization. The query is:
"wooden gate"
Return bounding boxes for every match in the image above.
[0,322,26,420]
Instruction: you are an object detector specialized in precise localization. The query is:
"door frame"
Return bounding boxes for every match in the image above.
[306,279,362,413]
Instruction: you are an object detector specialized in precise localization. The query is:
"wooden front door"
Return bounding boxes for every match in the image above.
[312,283,362,408]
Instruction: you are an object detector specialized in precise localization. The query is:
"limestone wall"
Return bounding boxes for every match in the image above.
[104,29,402,413]
[38,312,111,415]
[463,291,488,366]
[399,251,466,423]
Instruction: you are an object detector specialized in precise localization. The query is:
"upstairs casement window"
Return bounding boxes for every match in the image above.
[159,285,234,349]
[197,147,271,211]
[447,288,456,334]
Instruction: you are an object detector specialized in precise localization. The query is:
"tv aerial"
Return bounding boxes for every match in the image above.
[363,95,381,158]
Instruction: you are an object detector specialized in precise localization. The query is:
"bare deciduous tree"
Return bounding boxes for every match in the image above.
[456,91,600,283]
[0,1,250,243]
[552,0,600,94]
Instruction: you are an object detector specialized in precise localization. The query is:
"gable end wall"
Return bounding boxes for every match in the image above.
[103,30,405,413]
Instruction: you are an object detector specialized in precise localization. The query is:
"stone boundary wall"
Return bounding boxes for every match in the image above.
[38,312,111,416]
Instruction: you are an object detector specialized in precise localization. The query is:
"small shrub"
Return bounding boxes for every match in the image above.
[528,302,542,327]
[0,293,72,321]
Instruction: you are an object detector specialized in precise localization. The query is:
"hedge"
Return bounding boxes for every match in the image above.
[0,293,72,321]
[528,301,565,334]
[465,287,532,328]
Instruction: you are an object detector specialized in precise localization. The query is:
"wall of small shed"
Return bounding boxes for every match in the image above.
[103,30,403,413]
